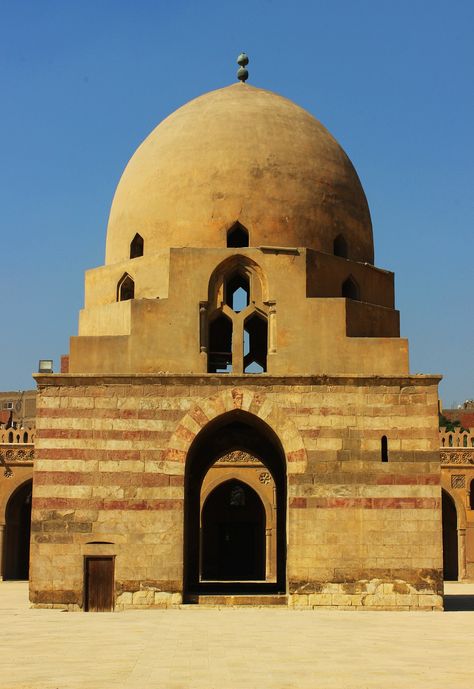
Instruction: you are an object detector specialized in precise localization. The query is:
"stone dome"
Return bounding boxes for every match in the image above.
[105,83,374,265]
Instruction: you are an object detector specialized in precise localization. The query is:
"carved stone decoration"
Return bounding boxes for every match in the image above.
[440,450,474,465]
[451,474,466,489]
[216,450,262,464]
[259,471,272,484]
[0,446,35,465]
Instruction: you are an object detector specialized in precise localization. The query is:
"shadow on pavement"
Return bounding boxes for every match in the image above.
[444,595,474,611]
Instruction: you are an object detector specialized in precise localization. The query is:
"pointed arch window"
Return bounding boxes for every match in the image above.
[244,313,268,373]
[334,234,348,258]
[227,222,249,248]
[342,276,360,301]
[117,274,135,302]
[130,233,144,259]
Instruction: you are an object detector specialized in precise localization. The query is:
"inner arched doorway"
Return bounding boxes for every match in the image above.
[184,410,286,598]
[442,489,458,581]
[3,480,32,580]
[202,480,266,581]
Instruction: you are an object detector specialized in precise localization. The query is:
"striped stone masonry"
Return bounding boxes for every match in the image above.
[30,373,443,610]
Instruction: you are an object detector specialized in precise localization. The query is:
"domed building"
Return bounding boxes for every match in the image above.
[31,71,443,610]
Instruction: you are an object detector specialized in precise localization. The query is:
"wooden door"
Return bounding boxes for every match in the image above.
[84,557,114,611]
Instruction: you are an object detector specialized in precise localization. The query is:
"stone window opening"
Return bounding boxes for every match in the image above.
[342,275,360,301]
[442,437,446,447]
[8,431,13,443]
[225,272,250,312]
[227,222,249,248]
[204,256,270,374]
[448,434,453,447]
[381,435,388,462]
[208,313,233,373]
[463,435,468,447]
[244,313,268,373]
[130,233,144,259]
[334,234,348,258]
[117,274,135,302]
[22,431,28,443]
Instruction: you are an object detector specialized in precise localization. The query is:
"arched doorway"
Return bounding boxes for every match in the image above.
[202,480,265,581]
[184,410,286,598]
[3,480,32,580]
[442,489,458,581]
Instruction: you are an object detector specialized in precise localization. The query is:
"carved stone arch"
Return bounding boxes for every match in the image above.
[2,478,33,580]
[201,471,274,529]
[164,387,307,476]
[442,487,462,581]
[207,255,268,307]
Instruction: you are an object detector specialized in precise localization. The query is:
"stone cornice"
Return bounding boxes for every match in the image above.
[34,373,442,389]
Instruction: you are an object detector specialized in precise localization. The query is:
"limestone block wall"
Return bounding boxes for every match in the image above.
[31,373,442,610]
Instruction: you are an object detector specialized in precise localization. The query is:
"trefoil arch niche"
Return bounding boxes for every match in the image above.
[201,256,273,374]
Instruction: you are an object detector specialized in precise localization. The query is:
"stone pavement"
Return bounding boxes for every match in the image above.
[1,582,474,689]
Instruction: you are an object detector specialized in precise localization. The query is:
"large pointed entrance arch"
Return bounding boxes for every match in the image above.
[183,409,286,598]
[442,489,459,581]
[3,479,32,580]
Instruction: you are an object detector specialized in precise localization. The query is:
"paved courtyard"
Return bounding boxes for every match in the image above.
[1,582,473,689]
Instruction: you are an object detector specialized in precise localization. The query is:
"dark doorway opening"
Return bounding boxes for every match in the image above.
[183,410,286,598]
[442,489,458,581]
[3,480,32,580]
[84,556,115,612]
[202,480,265,581]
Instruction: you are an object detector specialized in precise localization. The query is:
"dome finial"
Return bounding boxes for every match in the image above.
[237,53,249,82]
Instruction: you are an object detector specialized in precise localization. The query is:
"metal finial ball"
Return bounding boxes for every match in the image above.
[237,52,249,67]
[237,66,249,82]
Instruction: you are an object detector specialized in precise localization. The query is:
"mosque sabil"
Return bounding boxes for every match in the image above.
[4,58,459,610]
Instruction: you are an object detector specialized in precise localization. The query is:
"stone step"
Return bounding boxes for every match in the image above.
[193,594,288,606]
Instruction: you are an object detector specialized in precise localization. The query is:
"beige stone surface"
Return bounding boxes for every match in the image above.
[1,581,474,689]
[105,84,373,265]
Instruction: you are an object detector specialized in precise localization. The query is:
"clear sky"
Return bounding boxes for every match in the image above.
[1,0,472,406]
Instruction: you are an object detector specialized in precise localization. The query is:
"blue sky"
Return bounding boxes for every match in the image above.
[1,0,472,406]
